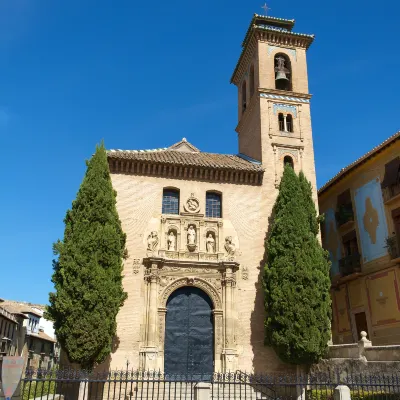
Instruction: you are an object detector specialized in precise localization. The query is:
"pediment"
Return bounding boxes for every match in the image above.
[169,138,200,153]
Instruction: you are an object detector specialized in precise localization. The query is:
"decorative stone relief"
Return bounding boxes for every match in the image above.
[241,266,249,280]
[260,93,310,104]
[158,315,164,344]
[278,148,299,161]
[273,103,297,118]
[132,259,142,274]
[160,277,222,309]
[147,231,159,253]
[224,237,236,259]
[183,193,201,214]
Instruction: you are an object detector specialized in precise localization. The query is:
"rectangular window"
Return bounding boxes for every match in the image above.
[206,193,222,218]
[162,190,179,215]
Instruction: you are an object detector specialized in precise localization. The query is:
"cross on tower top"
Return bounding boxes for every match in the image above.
[261,2,271,16]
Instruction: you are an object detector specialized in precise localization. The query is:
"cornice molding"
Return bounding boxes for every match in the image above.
[109,159,264,186]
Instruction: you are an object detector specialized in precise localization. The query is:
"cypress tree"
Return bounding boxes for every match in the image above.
[264,165,331,365]
[46,142,127,369]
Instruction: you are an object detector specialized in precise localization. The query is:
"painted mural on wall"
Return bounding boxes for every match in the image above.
[324,208,341,275]
[354,178,388,263]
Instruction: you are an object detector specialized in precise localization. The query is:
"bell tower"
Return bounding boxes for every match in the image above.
[231,14,317,191]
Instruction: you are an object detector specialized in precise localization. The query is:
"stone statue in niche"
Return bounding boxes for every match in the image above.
[224,236,236,256]
[147,231,159,251]
[187,225,196,245]
[167,231,176,251]
[187,225,197,252]
[206,233,215,253]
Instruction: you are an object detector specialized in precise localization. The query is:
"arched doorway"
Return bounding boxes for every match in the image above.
[164,286,214,377]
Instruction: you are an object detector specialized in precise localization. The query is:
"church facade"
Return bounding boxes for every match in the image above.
[106,14,318,373]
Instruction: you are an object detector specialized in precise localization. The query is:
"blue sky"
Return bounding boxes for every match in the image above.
[1,0,398,304]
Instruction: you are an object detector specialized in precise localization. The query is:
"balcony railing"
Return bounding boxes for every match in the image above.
[339,253,361,277]
[386,235,399,260]
[335,205,354,226]
[383,183,400,203]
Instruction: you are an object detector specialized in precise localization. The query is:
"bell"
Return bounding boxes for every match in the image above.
[275,71,289,82]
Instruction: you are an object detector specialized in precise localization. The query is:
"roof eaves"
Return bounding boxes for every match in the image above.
[318,130,400,195]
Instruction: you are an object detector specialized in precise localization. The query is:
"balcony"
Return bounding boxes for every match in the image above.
[383,183,400,204]
[386,235,400,260]
[336,205,355,227]
[339,253,361,277]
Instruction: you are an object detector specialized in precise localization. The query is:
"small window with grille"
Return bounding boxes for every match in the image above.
[206,192,222,218]
[162,189,180,215]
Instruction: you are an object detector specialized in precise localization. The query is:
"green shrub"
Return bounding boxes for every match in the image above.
[307,389,399,400]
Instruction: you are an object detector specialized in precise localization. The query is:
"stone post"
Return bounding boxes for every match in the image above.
[334,385,351,400]
[358,331,372,359]
[194,382,211,400]
[78,379,88,400]
[283,114,288,132]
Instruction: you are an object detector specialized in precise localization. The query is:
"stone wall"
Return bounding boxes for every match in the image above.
[105,172,290,373]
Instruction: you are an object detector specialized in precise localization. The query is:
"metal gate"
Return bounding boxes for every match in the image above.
[164,286,214,377]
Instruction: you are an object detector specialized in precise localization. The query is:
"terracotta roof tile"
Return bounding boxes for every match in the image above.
[107,150,263,173]
[318,131,400,195]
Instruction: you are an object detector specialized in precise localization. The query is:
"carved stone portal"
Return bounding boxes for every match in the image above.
[140,257,239,372]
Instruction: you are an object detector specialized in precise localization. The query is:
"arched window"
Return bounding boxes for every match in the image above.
[274,53,292,91]
[250,65,255,98]
[278,113,284,131]
[286,114,293,133]
[284,156,294,169]
[242,80,247,112]
[206,192,222,218]
[162,188,179,215]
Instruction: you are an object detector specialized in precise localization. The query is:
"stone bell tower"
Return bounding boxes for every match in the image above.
[231,14,318,194]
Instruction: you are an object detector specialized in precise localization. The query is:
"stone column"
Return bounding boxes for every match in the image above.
[147,265,159,347]
[160,217,166,250]
[213,310,223,372]
[140,263,159,370]
[283,114,288,132]
[199,221,205,252]
[222,267,237,371]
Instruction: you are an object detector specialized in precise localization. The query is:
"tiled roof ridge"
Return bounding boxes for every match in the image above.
[253,13,295,23]
[257,24,314,38]
[318,130,400,195]
[108,148,243,157]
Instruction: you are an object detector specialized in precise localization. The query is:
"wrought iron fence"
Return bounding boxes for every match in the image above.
[19,368,400,400]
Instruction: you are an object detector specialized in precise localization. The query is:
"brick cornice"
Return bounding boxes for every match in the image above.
[109,159,264,186]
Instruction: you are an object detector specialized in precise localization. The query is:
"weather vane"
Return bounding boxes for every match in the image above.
[261,2,271,16]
